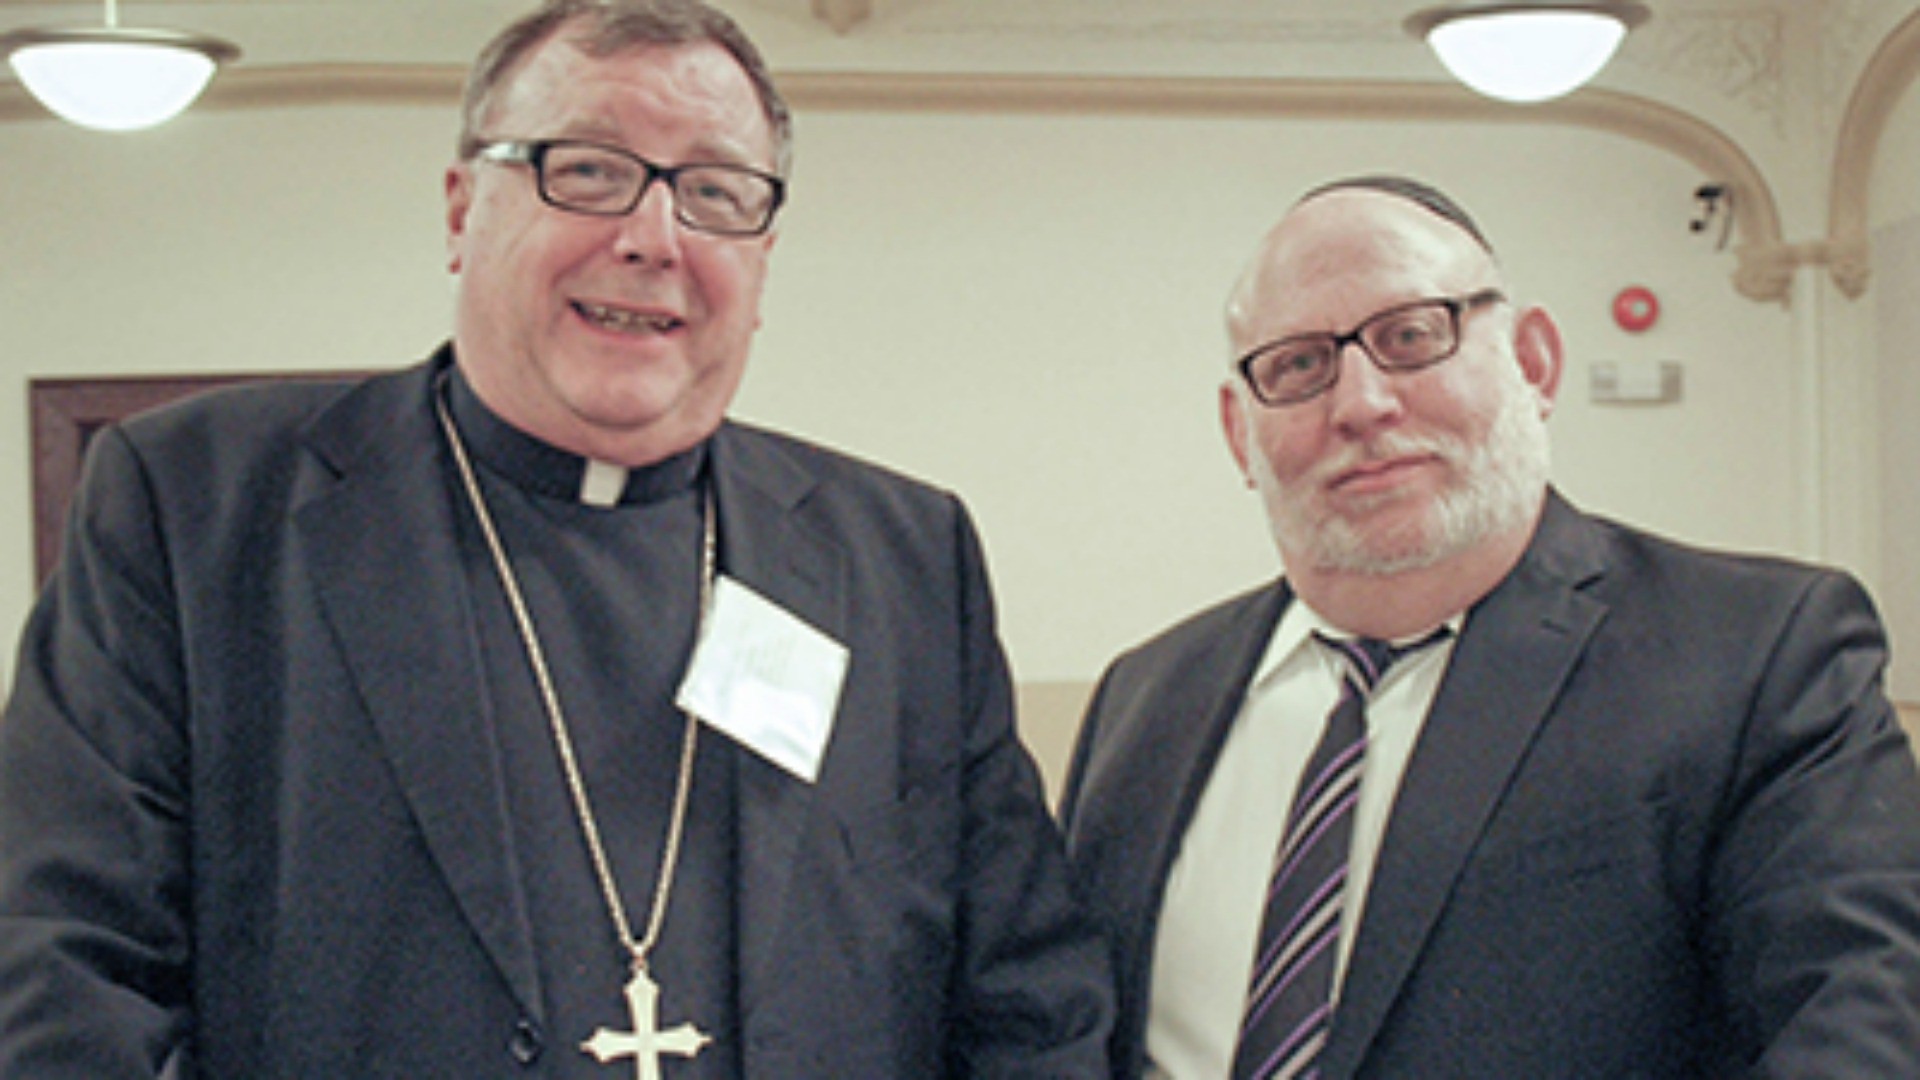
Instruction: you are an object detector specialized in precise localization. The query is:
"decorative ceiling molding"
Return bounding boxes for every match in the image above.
[7,54,1911,303]
[1625,11,1786,134]
[1827,6,1920,297]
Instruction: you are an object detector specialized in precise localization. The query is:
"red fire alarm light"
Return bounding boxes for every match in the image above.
[1613,285,1660,333]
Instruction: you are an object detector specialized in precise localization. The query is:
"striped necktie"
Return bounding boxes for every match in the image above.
[1229,631,1440,1080]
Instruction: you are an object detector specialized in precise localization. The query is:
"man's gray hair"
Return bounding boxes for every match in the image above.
[456,0,793,174]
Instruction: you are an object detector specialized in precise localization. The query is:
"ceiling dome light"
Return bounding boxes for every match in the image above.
[2,3,240,132]
[1405,1,1650,104]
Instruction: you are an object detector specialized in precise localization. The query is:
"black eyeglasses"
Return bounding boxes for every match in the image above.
[1234,289,1508,406]
[475,138,786,237]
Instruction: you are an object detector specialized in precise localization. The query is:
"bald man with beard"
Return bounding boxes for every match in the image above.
[1060,175,1920,1080]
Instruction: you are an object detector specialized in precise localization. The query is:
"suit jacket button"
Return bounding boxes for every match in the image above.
[509,1019,544,1065]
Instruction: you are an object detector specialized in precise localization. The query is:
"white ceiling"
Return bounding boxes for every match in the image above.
[0,0,1820,75]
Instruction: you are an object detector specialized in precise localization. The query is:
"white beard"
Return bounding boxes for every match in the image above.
[1253,377,1551,576]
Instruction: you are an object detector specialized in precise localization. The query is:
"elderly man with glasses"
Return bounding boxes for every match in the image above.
[1059,174,1920,1080]
[0,1,1114,1076]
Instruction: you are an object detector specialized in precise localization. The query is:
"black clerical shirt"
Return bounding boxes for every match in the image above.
[445,371,742,1077]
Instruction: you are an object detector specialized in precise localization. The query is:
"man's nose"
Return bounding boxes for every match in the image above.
[1325,342,1404,429]
[612,177,682,266]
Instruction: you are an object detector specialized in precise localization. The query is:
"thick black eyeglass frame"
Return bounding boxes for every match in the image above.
[1235,288,1508,406]
[475,138,787,237]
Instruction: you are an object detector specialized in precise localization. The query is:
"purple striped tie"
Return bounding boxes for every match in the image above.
[1229,633,1430,1080]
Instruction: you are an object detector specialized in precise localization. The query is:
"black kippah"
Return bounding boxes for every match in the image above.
[1295,174,1494,253]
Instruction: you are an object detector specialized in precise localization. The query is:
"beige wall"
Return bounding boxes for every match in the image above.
[1017,682,1094,800]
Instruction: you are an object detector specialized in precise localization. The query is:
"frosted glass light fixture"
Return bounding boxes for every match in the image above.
[1,0,240,131]
[1405,1,1650,104]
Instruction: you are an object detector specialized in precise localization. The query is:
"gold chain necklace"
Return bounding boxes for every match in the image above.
[436,394,714,1073]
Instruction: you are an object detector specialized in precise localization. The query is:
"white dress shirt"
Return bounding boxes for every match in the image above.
[1143,597,1458,1080]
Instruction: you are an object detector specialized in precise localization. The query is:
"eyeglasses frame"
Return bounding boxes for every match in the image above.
[473,137,787,238]
[1234,288,1509,406]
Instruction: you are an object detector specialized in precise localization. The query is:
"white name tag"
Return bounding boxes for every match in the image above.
[676,575,849,783]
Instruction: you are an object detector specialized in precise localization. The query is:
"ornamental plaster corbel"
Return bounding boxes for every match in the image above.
[812,0,874,36]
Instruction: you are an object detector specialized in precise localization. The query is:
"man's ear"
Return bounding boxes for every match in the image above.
[1219,380,1255,486]
[1512,305,1565,417]
[445,164,475,274]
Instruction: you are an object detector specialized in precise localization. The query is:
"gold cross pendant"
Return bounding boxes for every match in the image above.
[581,967,711,1080]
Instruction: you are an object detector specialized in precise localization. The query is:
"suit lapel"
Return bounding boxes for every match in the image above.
[1325,494,1608,1075]
[704,425,845,1007]
[1064,582,1288,1074]
[1118,585,1290,928]
[295,359,545,1019]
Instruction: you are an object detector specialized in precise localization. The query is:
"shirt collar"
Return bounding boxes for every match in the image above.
[1251,583,1464,691]
[444,366,706,507]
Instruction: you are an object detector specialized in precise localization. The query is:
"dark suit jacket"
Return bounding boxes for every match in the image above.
[0,352,1113,1077]
[1060,492,1920,1078]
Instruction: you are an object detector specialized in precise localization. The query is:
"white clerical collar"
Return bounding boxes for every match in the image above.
[578,459,628,508]
[441,366,706,508]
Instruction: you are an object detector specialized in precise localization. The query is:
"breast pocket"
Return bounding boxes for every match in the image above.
[1469,803,1665,891]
